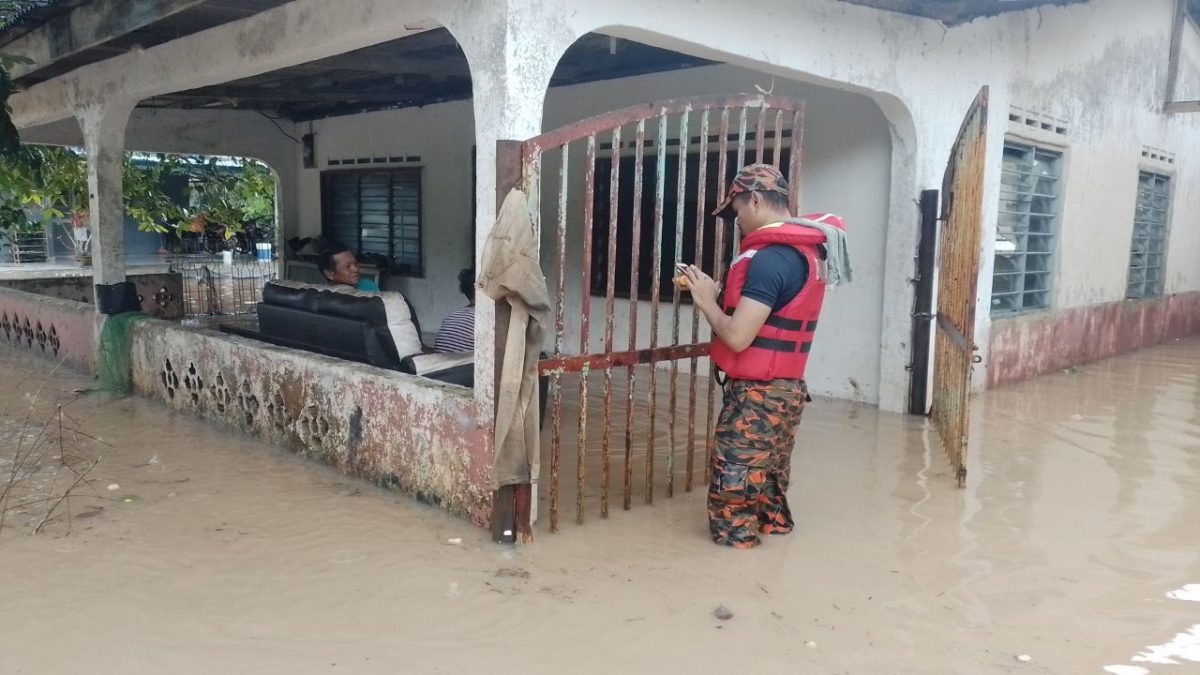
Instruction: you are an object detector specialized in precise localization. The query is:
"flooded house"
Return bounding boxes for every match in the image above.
[1,0,1199,535]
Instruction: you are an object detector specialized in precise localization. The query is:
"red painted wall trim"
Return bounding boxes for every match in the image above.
[987,291,1200,389]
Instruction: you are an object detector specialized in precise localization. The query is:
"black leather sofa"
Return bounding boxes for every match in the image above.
[219,281,548,423]
[219,280,474,384]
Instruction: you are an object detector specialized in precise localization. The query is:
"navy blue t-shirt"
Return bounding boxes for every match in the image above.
[739,245,809,312]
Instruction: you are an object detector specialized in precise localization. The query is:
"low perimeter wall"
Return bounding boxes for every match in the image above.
[0,272,185,320]
[0,286,101,372]
[128,320,496,526]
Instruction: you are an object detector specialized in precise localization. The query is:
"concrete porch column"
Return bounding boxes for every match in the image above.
[453,4,576,410]
[451,3,579,540]
[76,102,134,294]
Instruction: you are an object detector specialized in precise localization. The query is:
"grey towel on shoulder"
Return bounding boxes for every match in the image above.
[785,215,852,286]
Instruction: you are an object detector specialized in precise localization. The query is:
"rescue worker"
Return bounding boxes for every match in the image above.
[680,163,850,549]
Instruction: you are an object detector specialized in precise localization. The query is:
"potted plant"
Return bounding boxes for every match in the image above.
[66,209,92,265]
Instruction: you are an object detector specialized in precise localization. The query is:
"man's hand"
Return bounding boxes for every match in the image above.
[681,265,719,310]
[681,265,771,353]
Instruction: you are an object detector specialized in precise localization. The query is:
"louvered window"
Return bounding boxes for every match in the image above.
[1127,171,1171,299]
[321,169,422,276]
[992,142,1062,314]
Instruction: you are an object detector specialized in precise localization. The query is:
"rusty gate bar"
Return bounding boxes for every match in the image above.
[601,125,622,519]
[522,95,807,531]
[734,108,748,255]
[685,109,711,492]
[772,110,784,169]
[789,108,804,213]
[646,113,668,505]
[523,95,805,152]
[755,107,767,164]
[705,108,732,473]
[547,143,570,532]
[539,344,711,373]
[667,109,690,499]
[931,87,988,488]
[577,134,597,524]
[624,119,646,511]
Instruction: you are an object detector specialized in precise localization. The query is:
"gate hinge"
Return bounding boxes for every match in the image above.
[911,312,936,321]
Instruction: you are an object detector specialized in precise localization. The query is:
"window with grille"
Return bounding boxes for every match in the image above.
[590,146,791,299]
[992,142,1062,315]
[1127,171,1171,299]
[321,169,422,276]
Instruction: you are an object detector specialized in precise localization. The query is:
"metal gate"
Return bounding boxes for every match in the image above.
[931,87,989,486]
[522,95,807,531]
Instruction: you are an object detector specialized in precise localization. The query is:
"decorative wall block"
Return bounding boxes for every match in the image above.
[238,379,260,427]
[209,371,233,414]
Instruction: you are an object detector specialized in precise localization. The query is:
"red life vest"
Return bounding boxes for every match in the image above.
[710,214,844,381]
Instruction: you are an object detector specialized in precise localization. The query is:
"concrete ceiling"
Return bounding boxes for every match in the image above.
[839,0,1199,25]
[139,30,714,122]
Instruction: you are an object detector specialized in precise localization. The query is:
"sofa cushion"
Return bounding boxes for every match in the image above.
[262,280,423,358]
[262,280,320,312]
[401,351,475,387]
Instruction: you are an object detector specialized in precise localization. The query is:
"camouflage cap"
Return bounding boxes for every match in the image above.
[712,163,790,219]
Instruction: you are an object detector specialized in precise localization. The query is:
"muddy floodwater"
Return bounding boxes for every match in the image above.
[1,339,1198,674]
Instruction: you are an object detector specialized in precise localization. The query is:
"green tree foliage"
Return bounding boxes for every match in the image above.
[0,145,276,248]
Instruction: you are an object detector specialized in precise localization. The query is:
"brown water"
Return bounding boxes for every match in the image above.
[1,339,1198,674]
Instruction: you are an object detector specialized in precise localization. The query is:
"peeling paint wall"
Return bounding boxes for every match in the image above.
[1004,0,1199,306]
[128,321,496,526]
[0,287,102,373]
[982,0,1200,386]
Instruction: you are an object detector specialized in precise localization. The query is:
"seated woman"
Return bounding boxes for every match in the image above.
[318,243,381,292]
[434,267,475,353]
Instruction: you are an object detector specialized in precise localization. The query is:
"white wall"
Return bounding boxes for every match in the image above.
[1166,18,1200,296]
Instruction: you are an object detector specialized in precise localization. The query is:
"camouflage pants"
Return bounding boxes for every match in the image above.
[708,378,808,548]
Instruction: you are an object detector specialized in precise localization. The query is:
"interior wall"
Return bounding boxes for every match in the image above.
[295,101,477,337]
